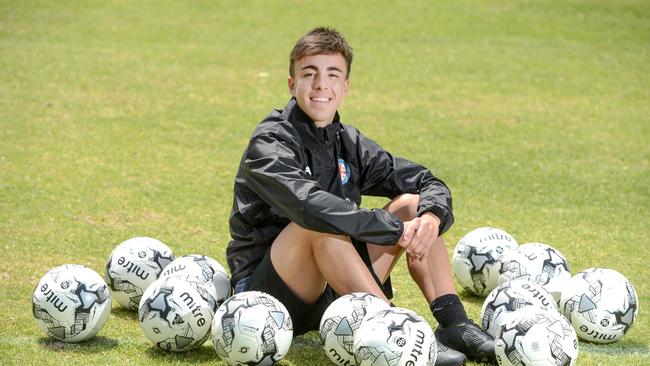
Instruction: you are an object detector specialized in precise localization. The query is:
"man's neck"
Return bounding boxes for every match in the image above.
[313,120,333,128]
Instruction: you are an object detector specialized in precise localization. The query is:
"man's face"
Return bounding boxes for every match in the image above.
[288,53,349,127]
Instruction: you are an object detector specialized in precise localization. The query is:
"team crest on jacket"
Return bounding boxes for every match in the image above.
[338,159,350,185]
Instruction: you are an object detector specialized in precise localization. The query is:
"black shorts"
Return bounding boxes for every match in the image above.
[237,239,393,336]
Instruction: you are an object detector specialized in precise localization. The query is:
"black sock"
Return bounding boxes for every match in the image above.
[430,294,468,327]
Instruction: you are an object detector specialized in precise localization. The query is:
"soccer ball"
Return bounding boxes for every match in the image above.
[480,280,558,338]
[452,227,519,296]
[319,292,391,365]
[497,243,571,301]
[105,237,175,310]
[212,291,293,365]
[559,267,638,344]
[495,308,579,366]
[138,276,216,351]
[32,264,111,342]
[159,254,231,306]
[353,307,436,366]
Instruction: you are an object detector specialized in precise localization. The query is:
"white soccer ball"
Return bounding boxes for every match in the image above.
[452,227,519,296]
[104,237,175,310]
[495,308,579,366]
[159,254,232,306]
[559,267,638,344]
[212,291,293,365]
[320,292,391,365]
[497,243,571,301]
[353,307,436,366]
[32,264,111,342]
[138,276,216,351]
[480,280,558,338]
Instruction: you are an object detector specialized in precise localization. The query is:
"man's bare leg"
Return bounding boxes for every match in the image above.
[269,222,387,305]
[368,193,456,303]
[407,237,457,303]
[367,194,494,364]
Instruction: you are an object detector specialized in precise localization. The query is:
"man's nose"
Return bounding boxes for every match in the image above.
[313,74,328,90]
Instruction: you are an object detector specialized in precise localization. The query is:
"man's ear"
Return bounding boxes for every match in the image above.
[343,78,349,96]
[288,76,296,96]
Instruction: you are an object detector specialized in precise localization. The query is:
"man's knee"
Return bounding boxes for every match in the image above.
[273,222,344,249]
[286,222,348,242]
[270,222,354,269]
[386,193,419,221]
[396,193,419,208]
[311,231,351,250]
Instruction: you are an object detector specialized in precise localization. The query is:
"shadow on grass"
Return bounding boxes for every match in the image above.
[111,306,139,321]
[458,288,487,307]
[141,333,331,365]
[282,331,331,365]
[38,336,118,353]
[140,331,331,365]
[144,343,219,364]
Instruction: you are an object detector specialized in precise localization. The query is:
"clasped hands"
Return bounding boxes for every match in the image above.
[397,212,440,261]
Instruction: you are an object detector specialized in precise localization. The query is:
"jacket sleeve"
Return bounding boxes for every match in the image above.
[357,131,455,235]
[241,133,403,245]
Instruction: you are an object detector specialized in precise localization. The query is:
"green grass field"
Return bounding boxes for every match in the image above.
[1,0,648,364]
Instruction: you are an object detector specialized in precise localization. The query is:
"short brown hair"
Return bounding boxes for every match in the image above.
[289,27,353,79]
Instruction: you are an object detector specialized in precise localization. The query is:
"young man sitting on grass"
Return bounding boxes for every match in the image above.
[226,27,495,366]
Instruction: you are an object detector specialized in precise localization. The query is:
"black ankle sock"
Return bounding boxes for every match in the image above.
[430,294,468,327]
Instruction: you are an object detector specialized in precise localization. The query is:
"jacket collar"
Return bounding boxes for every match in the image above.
[282,98,342,145]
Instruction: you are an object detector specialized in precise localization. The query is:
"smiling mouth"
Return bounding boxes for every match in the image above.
[310,97,331,102]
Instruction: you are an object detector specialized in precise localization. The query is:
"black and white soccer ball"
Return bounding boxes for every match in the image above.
[159,254,231,306]
[480,280,558,338]
[104,237,175,310]
[497,243,571,301]
[559,267,638,344]
[353,307,437,366]
[495,308,578,366]
[452,227,519,296]
[319,292,391,365]
[138,276,216,351]
[212,291,293,366]
[32,264,111,342]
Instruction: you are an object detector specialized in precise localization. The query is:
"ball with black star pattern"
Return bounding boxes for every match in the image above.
[560,267,638,344]
[495,308,578,366]
[452,227,519,296]
[138,276,216,352]
[33,264,112,342]
[104,237,175,310]
[480,279,558,338]
[497,243,571,301]
[320,292,391,366]
[353,307,437,366]
[212,291,293,366]
[159,254,232,307]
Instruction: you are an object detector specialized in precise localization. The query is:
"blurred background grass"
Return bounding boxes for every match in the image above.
[1,0,648,364]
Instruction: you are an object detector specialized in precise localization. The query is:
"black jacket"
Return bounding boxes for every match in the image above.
[226,98,454,286]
